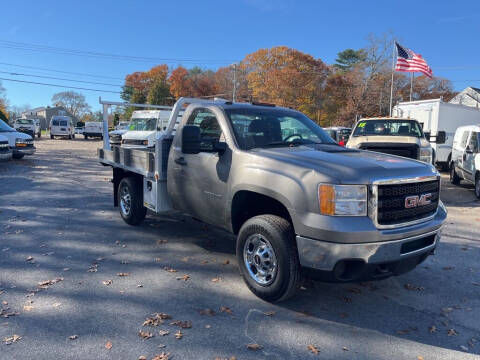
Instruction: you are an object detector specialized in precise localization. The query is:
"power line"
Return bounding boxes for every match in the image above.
[0,77,121,93]
[0,61,125,80]
[0,70,122,87]
[0,40,237,64]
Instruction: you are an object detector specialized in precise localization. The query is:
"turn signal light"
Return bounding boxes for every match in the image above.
[318,185,335,215]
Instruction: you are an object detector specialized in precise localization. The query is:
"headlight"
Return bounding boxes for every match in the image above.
[0,142,8,148]
[318,184,367,216]
[419,147,432,163]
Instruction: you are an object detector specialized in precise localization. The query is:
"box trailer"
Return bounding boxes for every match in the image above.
[393,99,480,170]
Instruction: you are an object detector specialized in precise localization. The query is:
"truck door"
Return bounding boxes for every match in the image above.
[463,131,478,182]
[169,108,230,225]
[457,130,470,179]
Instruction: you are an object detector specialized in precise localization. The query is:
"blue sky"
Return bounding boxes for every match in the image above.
[1,0,480,112]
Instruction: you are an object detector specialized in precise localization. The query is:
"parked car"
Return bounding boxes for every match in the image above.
[109,129,128,146]
[347,117,433,164]
[50,116,75,139]
[13,118,41,138]
[324,126,351,146]
[450,125,480,198]
[121,110,172,148]
[99,97,446,302]
[394,99,480,170]
[0,119,35,159]
[0,134,12,160]
[84,122,103,139]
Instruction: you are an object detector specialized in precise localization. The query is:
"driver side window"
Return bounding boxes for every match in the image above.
[468,132,478,152]
[187,108,223,152]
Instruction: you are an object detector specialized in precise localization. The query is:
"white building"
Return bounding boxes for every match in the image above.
[449,87,480,109]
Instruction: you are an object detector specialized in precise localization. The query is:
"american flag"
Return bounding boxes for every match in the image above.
[395,42,433,78]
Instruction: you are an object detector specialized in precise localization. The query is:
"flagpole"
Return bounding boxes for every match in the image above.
[409,72,414,101]
[389,42,395,117]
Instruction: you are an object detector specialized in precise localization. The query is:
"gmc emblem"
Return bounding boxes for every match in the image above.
[405,193,432,209]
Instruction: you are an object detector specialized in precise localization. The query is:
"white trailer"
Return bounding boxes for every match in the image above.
[393,99,480,170]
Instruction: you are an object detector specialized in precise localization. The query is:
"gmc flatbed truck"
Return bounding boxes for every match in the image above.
[98,97,447,302]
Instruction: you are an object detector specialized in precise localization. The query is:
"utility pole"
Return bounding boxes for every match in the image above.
[232,63,237,102]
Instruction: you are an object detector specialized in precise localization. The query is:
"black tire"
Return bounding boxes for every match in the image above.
[450,163,460,185]
[50,134,54,139]
[12,153,25,159]
[118,177,147,226]
[38,132,41,138]
[475,173,480,200]
[236,215,301,302]
[84,135,88,139]
[72,134,75,139]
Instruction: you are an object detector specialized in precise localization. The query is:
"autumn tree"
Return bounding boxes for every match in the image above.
[242,46,329,120]
[51,91,91,118]
[214,65,250,101]
[0,81,9,122]
[147,77,172,105]
[169,66,190,98]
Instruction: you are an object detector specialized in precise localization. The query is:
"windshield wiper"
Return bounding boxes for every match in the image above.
[262,139,322,148]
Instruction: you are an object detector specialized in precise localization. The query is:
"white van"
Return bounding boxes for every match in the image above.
[450,125,480,198]
[121,110,172,148]
[393,99,480,170]
[50,116,74,139]
[13,118,41,138]
[0,134,12,160]
[0,119,35,159]
[83,122,103,139]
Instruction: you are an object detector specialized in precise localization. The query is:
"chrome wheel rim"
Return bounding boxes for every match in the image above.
[120,185,131,216]
[243,234,277,286]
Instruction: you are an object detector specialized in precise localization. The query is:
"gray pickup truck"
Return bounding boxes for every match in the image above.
[99,97,447,302]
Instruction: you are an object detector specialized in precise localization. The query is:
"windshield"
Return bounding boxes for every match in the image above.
[129,118,157,131]
[16,119,33,125]
[225,108,336,150]
[0,119,15,132]
[353,119,423,138]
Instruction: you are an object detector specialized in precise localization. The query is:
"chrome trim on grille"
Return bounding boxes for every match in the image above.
[369,175,440,229]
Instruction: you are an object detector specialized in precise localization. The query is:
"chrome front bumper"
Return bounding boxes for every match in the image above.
[297,226,442,272]
[13,146,36,155]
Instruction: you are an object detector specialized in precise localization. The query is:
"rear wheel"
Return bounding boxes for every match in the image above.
[118,177,146,225]
[12,153,25,159]
[237,215,301,302]
[450,164,460,185]
[84,135,88,139]
[38,131,41,138]
[50,134,54,139]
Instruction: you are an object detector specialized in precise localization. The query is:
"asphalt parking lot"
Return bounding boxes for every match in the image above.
[0,138,479,360]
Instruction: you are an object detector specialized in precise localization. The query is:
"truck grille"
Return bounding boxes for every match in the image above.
[360,143,419,160]
[376,179,440,226]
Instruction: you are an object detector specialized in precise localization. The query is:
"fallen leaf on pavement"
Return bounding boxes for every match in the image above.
[175,330,183,339]
[163,267,177,273]
[69,335,78,340]
[152,352,170,360]
[211,277,222,282]
[429,326,437,333]
[38,278,64,289]
[23,305,34,312]
[247,343,262,350]
[138,330,153,339]
[404,283,425,291]
[199,308,215,316]
[102,280,113,286]
[220,306,232,314]
[223,259,230,265]
[307,344,320,354]
[158,330,170,336]
[170,320,192,329]
[417,356,424,360]
[176,275,190,281]
[26,256,34,262]
[117,273,129,277]
[3,334,21,344]
[138,356,147,360]
[105,341,112,350]
[342,346,349,351]
[448,329,458,336]
[263,311,276,316]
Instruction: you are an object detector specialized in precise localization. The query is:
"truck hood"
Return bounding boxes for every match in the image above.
[122,131,155,140]
[348,135,430,148]
[252,144,437,184]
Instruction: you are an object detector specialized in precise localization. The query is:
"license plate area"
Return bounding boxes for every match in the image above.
[400,234,435,254]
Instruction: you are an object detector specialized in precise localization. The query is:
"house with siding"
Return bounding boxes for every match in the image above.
[449,87,480,109]
[21,105,78,130]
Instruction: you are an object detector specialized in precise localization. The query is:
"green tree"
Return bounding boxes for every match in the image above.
[147,77,172,105]
[334,49,367,71]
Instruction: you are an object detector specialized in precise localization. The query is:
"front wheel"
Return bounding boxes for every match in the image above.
[450,164,460,185]
[50,134,54,139]
[118,177,146,225]
[38,132,41,138]
[237,215,302,302]
[12,153,25,159]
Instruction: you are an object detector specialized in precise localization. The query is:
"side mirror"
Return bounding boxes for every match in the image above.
[424,132,431,141]
[182,125,201,154]
[213,141,228,154]
[436,131,446,144]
